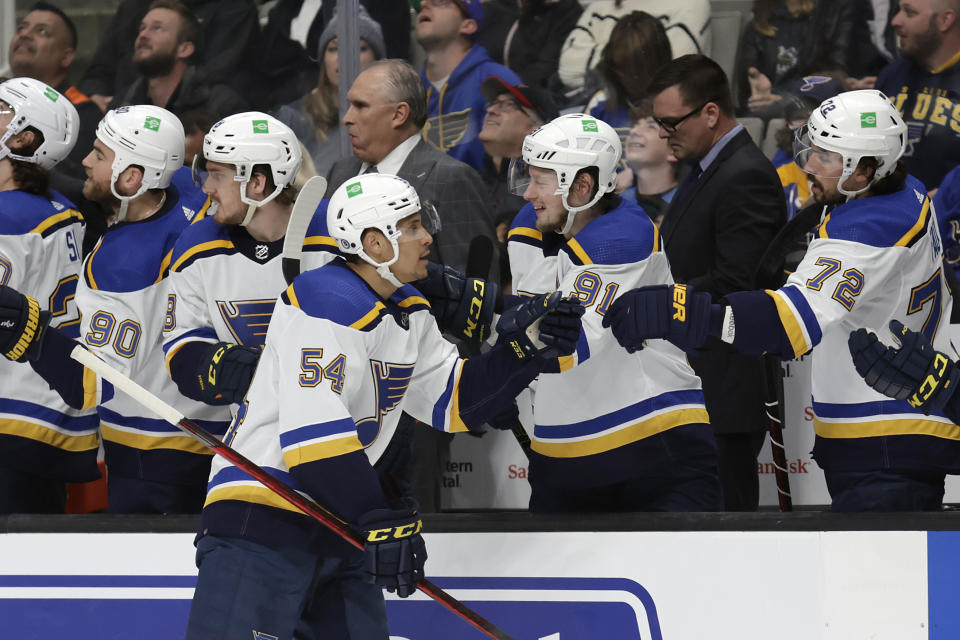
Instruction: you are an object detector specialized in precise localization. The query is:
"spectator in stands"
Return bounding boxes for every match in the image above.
[477,0,583,91]
[738,0,854,119]
[846,0,899,82]
[79,0,258,113]
[111,1,247,120]
[620,99,678,225]
[876,0,960,191]
[417,0,522,171]
[274,6,385,179]
[587,11,673,135]
[650,54,786,511]
[8,2,100,179]
[477,75,556,286]
[933,163,960,274]
[558,0,711,100]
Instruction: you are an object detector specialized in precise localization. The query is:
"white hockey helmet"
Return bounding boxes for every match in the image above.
[196,111,302,226]
[509,113,621,235]
[96,104,184,222]
[327,173,440,287]
[794,89,906,200]
[0,77,79,170]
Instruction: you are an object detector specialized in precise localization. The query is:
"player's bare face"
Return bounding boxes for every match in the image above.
[201,161,245,225]
[343,68,399,165]
[390,213,433,282]
[81,139,118,204]
[523,165,567,233]
[892,1,942,63]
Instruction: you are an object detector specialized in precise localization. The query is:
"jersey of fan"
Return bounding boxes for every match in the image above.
[199,260,469,549]
[162,202,337,378]
[735,175,959,472]
[507,200,710,488]
[0,189,99,482]
[76,185,231,486]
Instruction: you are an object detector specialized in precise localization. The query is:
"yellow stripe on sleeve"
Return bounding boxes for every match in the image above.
[508,227,543,241]
[557,355,575,372]
[29,209,82,236]
[397,296,430,309]
[766,290,810,358]
[154,248,174,283]
[566,238,593,265]
[818,212,832,239]
[350,302,386,329]
[81,363,99,410]
[895,197,930,247]
[449,362,469,433]
[170,239,235,273]
[304,235,337,248]
[285,283,301,308]
[283,435,364,467]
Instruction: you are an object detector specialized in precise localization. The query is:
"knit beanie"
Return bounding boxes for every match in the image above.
[317,5,386,60]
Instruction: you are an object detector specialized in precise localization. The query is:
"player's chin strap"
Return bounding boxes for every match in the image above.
[110,180,150,224]
[238,183,284,227]
[359,241,404,288]
[559,189,606,236]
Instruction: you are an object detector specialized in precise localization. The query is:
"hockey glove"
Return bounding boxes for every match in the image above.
[356,499,427,598]
[848,319,960,415]
[415,262,498,344]
[602,284,711,353]
[496,291,584,362]
[0,284,50,362]
[195,341,260,405]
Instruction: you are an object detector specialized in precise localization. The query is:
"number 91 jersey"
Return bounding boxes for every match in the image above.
[768,175,957,463]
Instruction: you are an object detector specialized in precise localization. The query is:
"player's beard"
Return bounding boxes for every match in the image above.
[900,16,942,65]
[82,178,119,208]
[134,48,177,78]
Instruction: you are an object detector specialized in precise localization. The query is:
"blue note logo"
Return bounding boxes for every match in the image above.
[217,299,276,348]
[355,360,414,445]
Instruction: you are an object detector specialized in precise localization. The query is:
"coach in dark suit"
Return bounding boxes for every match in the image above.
[326,58,498,281]
[649,55,786,511]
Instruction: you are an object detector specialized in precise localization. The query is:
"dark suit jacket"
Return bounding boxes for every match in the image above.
[660,128,786,434]
[326,137,499,281]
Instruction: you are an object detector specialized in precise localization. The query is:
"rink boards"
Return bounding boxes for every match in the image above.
[1,523,959,639]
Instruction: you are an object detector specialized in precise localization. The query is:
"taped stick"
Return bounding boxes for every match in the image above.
[282,175,328,285]
[70,346,515,640]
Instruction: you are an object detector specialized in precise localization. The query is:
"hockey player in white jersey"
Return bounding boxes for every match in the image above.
[605,90,955,511]
[0,104,230,514]
[0,77,97,513]
[505,113,721,512]
[184,173,584,639]
[163,112,336,410]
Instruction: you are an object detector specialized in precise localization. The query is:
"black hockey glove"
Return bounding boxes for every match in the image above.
[356,498,427,598]
[602,284,711,353]
[497,291,584,362]
[414,262,498,344]
[196,341,260,405]
[0,284,50,362]
[848,319,960,415]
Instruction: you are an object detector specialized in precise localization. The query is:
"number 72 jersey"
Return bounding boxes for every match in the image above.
[769,175,956,441]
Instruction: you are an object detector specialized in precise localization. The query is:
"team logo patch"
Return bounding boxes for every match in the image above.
[252,119,269,134]
[346,182,363,198]
[143,116,161,131]
[255,244,269,260]
[860,112,877,128]
[421,108,472,151]
[43,87,58,102]
[582,119,599,132]
[252,632,279,640]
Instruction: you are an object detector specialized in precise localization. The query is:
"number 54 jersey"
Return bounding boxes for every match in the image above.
[0,190,99,482]
[764,175,960,472]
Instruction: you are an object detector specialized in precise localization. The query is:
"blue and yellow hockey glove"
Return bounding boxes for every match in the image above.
[196,341,260,405]
[0,284,50,362]
[414,262,498,345]
[496,291,584,362]
[848,319,960,415]
[356,498,427,598]
[602,284,711,353]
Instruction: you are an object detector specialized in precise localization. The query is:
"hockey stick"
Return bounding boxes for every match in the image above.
[763,356,792,512]
[282,175,328,285]
[69,346,515,640]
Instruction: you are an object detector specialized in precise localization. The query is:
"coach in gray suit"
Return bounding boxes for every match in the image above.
[326,58,498,281]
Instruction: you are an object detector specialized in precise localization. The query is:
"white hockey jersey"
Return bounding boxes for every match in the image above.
[75,185,230,483]
[765,175,960,470]
[0,189,99,480]
[202,260,468,520]
[507,201,709,486]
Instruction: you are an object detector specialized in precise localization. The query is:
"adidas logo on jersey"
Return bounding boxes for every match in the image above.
[915,189,924,204]
[182,206,195,220]
[51,200,64,211]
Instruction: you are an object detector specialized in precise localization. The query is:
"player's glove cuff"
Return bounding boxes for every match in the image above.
[356,498,427,598]
[602,284,711,353]
[196,341,260,405]
[0,285,51,363]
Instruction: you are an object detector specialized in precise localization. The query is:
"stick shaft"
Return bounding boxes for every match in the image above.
[69,346,514,640]
[764,357,792,512]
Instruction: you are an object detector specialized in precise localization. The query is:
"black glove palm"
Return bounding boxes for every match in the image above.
[848,319,960,414]
[356,500,427,598]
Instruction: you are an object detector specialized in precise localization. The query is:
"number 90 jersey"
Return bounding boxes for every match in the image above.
[766,175,959,470]
[0,189,99,482]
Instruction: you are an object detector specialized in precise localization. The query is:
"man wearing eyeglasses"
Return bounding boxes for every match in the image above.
[648,54,786,512]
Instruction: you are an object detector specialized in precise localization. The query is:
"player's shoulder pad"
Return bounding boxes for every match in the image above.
[83,185,194,292]
[169,216,235,273]
[561,199,659,266]
[280,260,396,331]
[0,189,83,237]
[391,283,432,315]
[303,198,338,255]
[506,203,542,248]
[818,175,932,249]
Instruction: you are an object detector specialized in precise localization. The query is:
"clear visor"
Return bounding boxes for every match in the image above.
[397,202,441,242]
[191,154,208,187]
[507,157,531,196]
[793,126,844,178]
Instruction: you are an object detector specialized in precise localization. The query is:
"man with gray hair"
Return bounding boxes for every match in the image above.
[325,58,499,511]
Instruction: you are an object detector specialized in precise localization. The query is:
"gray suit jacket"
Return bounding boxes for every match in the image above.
[326,138,499,281]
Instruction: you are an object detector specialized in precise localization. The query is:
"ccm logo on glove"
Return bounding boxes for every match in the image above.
[365,519,423,542]
[910,352,951,408]
[463,279,485,340]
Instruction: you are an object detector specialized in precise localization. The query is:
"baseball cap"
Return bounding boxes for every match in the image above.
[481,75,558,122]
